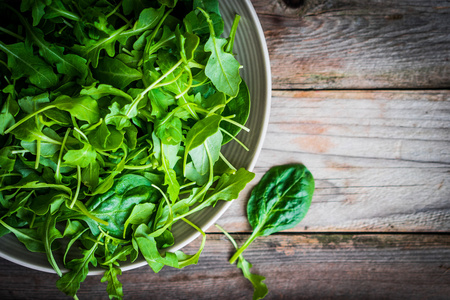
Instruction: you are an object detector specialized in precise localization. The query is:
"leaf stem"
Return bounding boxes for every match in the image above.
[3,105,54,134]
[129,58,183,119]
[123,163,154,170]
[197,8,216,38]
[229,230,259,264]
[106,0,122,19]
[225,15,241,53]
[152,67,184,89]
[176,143,214,221]
[221,116,250,132]
[11,150,30,155]
[47,6,80,22]
[0,173,21,178]
[204,104,224,117]
[55,128,71,183]
[35,140,41,169]
[0,26,25,41]
[73,126,89,143]
[150,184,174,237]
[175,66,192,99]
[69,166,82,209]
[177,217,206,268]
[218,152,236,171]
[179,181,197,190]
[219,127,249,151]
[215,224,238,248]
[188,61,205,70]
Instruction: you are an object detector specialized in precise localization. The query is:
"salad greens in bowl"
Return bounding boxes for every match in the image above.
[0,0,271,297]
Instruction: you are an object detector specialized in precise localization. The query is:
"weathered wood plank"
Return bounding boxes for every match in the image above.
[215,90,450,232]
[1,234,449,299]
[250,0,450,89]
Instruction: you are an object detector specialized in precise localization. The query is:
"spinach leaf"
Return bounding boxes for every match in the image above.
[217,164,314,299]
[87,174,159,238]
[229,164,315,264]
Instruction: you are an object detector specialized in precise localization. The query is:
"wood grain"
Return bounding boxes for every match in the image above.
[250,0,450,89]
[214,90,450,232]
[1,233,449,299]
[0,2,449,299]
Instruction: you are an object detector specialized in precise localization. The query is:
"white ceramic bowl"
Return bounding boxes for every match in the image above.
[0,0,271,274]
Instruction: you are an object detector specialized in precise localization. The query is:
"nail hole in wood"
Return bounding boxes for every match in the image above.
[282,0,305,8]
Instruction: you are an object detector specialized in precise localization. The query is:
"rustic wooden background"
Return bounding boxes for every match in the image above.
[1,0,449,299]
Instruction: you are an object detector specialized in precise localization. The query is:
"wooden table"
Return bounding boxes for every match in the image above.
[1,0,449,299]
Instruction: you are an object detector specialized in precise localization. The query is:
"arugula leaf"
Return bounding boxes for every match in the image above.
[0,42,58,89]
[133,223,178,272]
[10,4,89,80]
[160,143,181,203]
[9,120,60,144]
[52,95,100,124]
[216,224,268,300]
[72,24,129,68]
[20,0,52,26]
[0,1,256,299]
[183,114,221,173]
[0,219,46,253]
[0,147,16,172]
[56,233,104,297]
[93,57,142,90]
[40,212,63,277]
[63,142,97,168]
[158,0,178,8]
[80,84,133,102]
[199,9,241,97]
[123,202,155,238]
[189,130,222,176]
[205,168,255,204]
[101,265,124,300]
[221,80,250,145]
[42,0,80,22]
[118,6,165,45]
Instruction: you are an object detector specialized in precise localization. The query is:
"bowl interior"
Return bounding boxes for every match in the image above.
[0,0,271,275]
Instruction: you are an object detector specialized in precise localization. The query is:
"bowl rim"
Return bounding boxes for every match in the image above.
[0,0,272,275]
